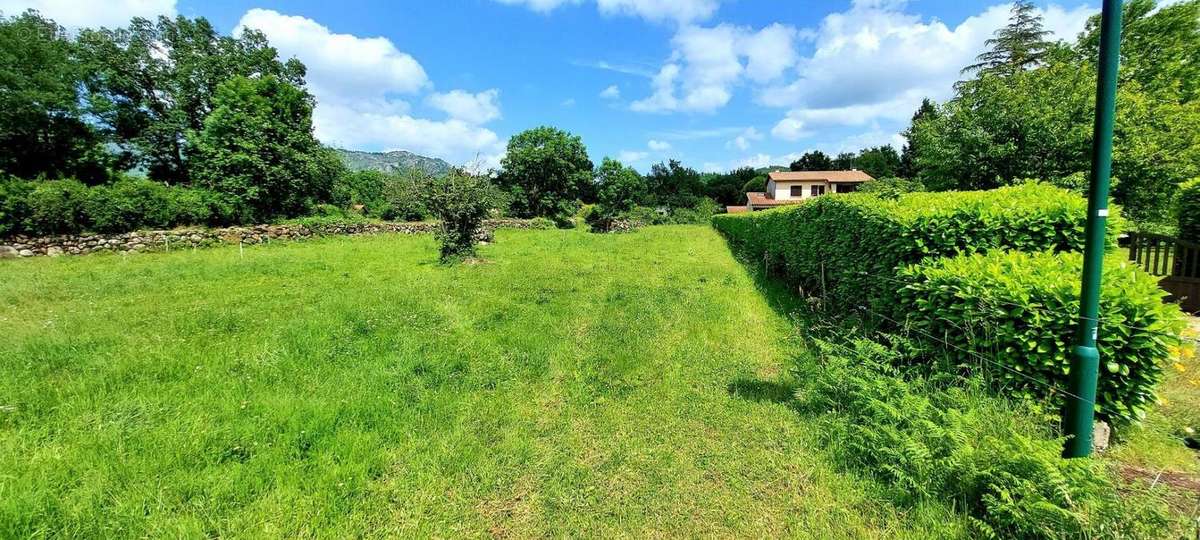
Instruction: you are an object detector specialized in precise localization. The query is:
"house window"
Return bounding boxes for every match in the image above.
[789,185,804,198]
[810,185,826,197]
[835,183,858,193]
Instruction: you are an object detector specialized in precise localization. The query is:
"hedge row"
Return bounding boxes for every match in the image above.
[896,250,1184,424]
[1179,178,1200,243]
[0,178,242,236]
[712,183,1114,311]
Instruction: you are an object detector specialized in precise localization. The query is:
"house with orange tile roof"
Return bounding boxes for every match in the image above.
[736,170,874,212]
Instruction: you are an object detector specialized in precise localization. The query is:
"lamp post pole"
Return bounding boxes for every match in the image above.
[1063,0,1123,459]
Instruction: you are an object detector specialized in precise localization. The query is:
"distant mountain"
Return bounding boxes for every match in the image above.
[334,149,453,176]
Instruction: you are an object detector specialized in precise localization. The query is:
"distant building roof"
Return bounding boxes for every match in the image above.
[746,192,794,207]
[768,170,874,183]
[725,206,750,213]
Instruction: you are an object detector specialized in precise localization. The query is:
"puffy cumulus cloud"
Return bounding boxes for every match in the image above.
[647,139,671,151]
[761,1,1094,134]
[631,22,799,113]
[0,0,176,29]
[600,85,621,99]
[428,89,501,124]
[235,9,503,165]
[726,127,763,150]
[494,0,719,24]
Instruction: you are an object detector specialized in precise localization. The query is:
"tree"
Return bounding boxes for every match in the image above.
[831,152,857,170]
[190,75,342,221]
[645,159,703,208]
[0,11,109,182]
[76,15,305,182]
[422,170,505,262]
[594,158,646,212]
[854,146,902,179]
[899,98,938,178]
[497,126,593,218]
[1078,0,1200,103]
[741,175,767,195]
[703,166,757,205]
[963,0,1053,77]
[790,151,834,171]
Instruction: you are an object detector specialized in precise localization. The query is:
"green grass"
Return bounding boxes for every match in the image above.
[0,226,966,538]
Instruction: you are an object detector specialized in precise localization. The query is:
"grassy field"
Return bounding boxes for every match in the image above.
[0,226,972,538]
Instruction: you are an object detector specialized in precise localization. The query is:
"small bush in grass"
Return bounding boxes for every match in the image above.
[712,183,1112,311]
[799,338,1170,539]
[422,171,505,262]
[1178,178,1200,242]
[528,217,555,229]
[895,250,1185,424]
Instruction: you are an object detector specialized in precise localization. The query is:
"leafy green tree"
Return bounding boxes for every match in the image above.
[497,126,593,218]
[790,151,833,171]
[741,174,767,195]
[899,98,938,178]
[1078,0,1200,103]
[422,170,505,262]
[76,15,305,182]
[594,158,646,212]
[963,0,1053,77]
[0,11,109,182]
[854,145,902,179]
[703,166,757,205]
[832,152,857,170]
[1178,179,1200,242]
[645,159,703,208]
[190,75,342,221]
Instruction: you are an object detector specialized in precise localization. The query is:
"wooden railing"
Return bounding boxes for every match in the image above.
[1128,232,1200,313]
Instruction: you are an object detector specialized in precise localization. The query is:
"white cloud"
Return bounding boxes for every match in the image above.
[760,1,1095,133]
[495,0,719,24]
[428,89,501,124]
[600,85,621,99]
[631,22,799,113]
[647,139,671,151]
[561,97,577,107]
[235,9,503,164]
[618,150,650,162]
[1,0,176,29]
[726,127,763,150]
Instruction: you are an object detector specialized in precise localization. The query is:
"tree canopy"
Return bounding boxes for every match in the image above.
[497,126,594,218]
[789,151,834,171]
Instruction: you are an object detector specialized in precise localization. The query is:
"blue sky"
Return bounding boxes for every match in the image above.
[6,0,1099,172]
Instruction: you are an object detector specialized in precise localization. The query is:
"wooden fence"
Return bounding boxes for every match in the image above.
[1128,232,1200,313]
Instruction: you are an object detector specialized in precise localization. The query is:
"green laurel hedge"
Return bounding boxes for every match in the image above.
[895,250,1185,424]
[1178,178,1200,243]
[712,183,1114,311]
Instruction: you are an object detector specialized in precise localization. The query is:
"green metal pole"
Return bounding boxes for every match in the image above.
[1063,0,1123,459]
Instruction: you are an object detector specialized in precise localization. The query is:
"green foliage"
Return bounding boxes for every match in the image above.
[857,177,925,200]
[851,145,902,179]
[702,166,757,206]
[800,338,1170,539]
[0,11,109,183]
[962,0,1053,77]
[421,171,505,262]
[379,171,430,222]
[594,158,646,213]
[645,159,704,209]
[1178,178,1200,242]
[24,179,89,235]
[1078,0,1200,103]
[0,178,34,236]
[331,170,389,217]
[497,126,593,219]
[740,175,767,195]
[76,15,305,182]
[190,75,342,221]
[789,151,833,171]
[528,216,555,230]
[712,183,1103,312]
[896,250,1185,424]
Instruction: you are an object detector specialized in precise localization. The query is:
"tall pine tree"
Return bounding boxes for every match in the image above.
[963,1,1052,77]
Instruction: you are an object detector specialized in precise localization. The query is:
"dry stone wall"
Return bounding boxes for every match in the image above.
[0,219,539,259]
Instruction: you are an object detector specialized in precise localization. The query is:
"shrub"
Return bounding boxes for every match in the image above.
[895,250,1185,424]
[422,172,505,262]
[712,183,1114,311]
[857,177,925,200]
[25,179,89,234]
[1178,178,1200,242]
[380,172,429,222]
[0,177,34,236]
[528,217,555,230]
[84,178,177,232]
[667,197,720,224]
[332,170,389,217]
[799,337,1169,539]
